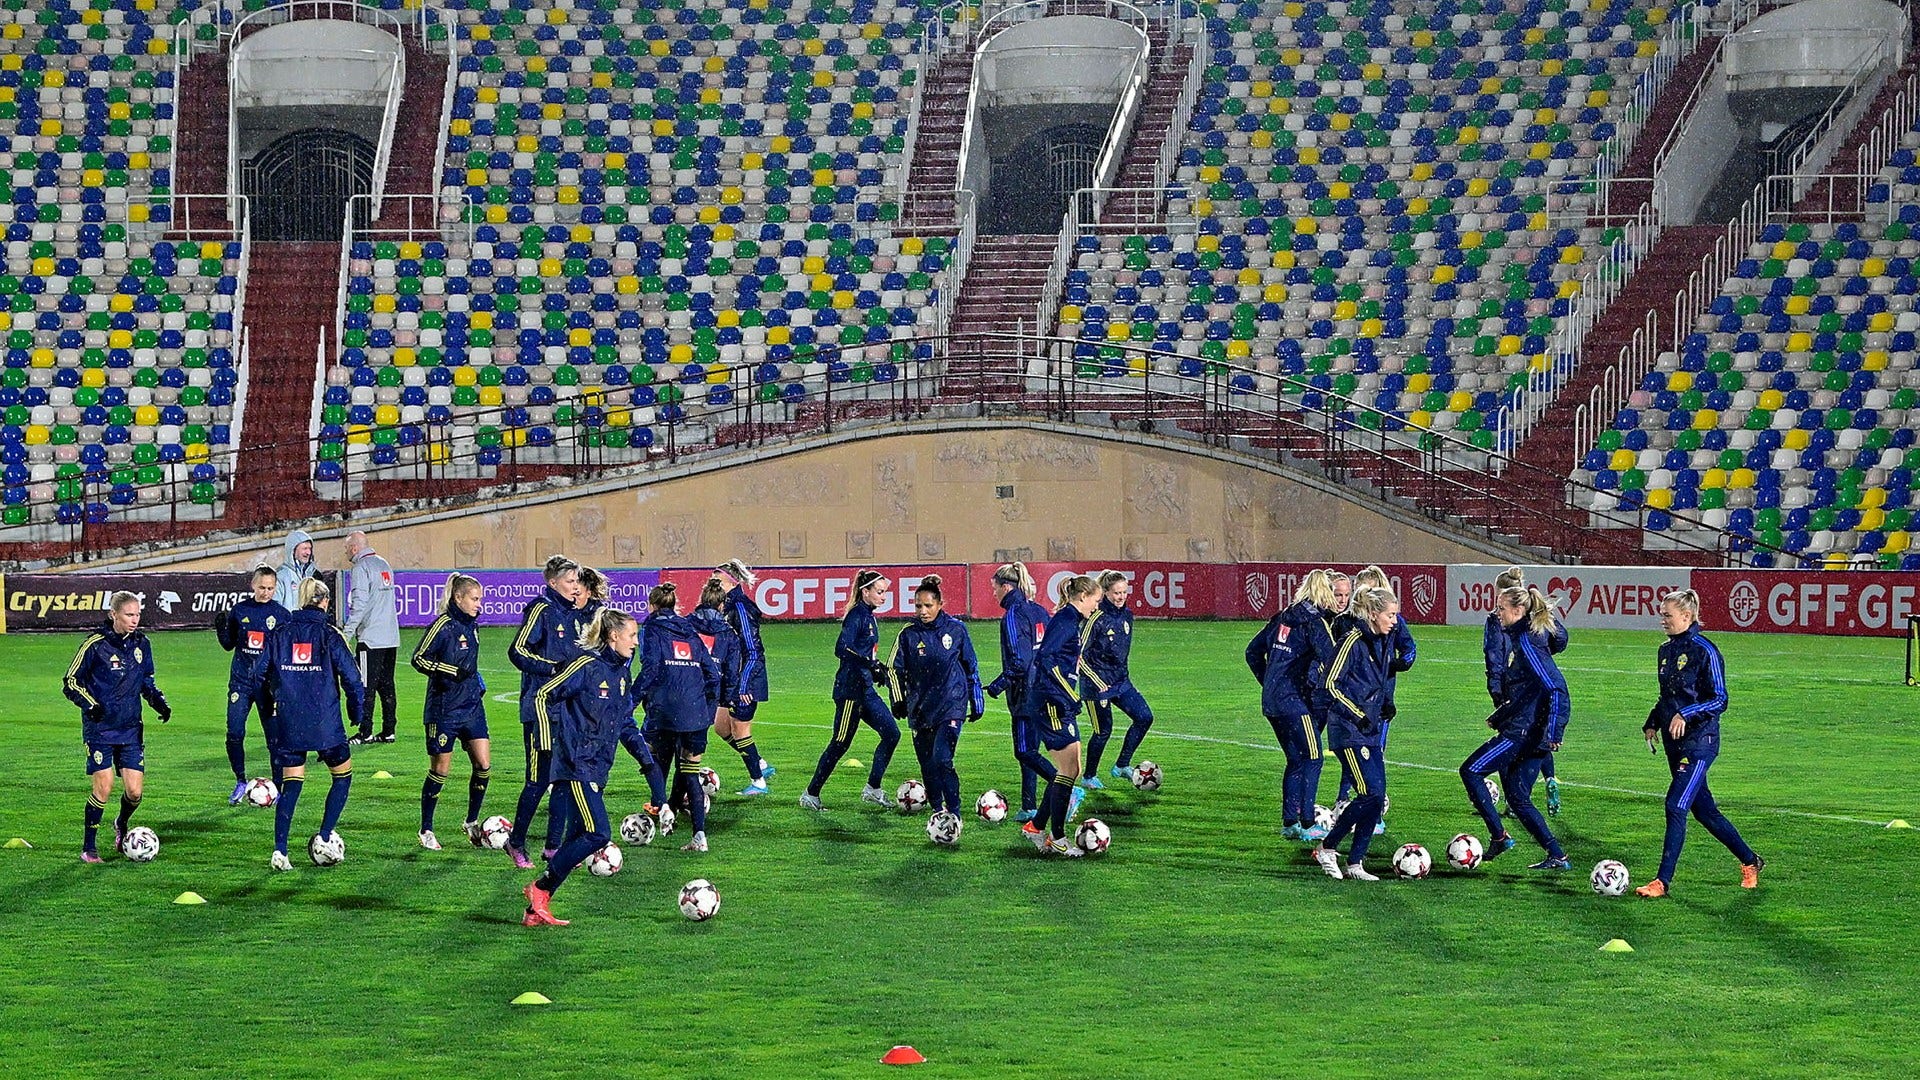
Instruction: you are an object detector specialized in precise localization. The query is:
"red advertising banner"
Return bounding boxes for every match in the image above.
[1443,564,1693,630]
[965,562,1214,619]
[656,565,974,620]
[1222,562,1448,624]
[1694,569,1920,637]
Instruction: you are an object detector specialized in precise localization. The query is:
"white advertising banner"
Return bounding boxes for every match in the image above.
[1445,564,1695,630]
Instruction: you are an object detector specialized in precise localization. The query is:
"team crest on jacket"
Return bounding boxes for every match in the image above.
[597,680,610,699]
[1361,747,1371,760]
[266,616,277,629]
[457,635,469,651]
[942,633,952,649]
[672,640,693,661]
[292,643,313,664]
[1676,655,1689,670]
[108,655,123,670]
[134,648,143,662]
[229,691,239,704]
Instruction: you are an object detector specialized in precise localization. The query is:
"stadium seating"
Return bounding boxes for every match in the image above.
[0,0,246,530]
[1055,0,1671,454]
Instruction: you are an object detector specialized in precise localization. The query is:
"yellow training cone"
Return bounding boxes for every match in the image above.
[1598,939,1634,953]
[845,759,861,770]
[173,891,207,905]
[3,838,32,849]
[1888,819,1913,829]
[373,770,395,780]
[511,991,552,1006]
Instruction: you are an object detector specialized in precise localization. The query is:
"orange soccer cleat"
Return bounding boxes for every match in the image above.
[522,880,570,926]
[1635,878,1668,899]
[1740,856,1765,889]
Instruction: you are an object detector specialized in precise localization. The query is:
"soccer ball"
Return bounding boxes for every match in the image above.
[308,831,346,867]
[656,804,677,836]
[1484,775,1504,809]
[974,789,1008,822]
[896,779,928,813]
[1312,804,1336,831]
[697,767,720,799]
[678,878,721,921]
[620,812,657,847]
[1446,833,1484,870]
[243,778,278,808]
[587,843,624,877]
[1392,843,1432,879]
[1591,859,1631,896]
[926,810,963,845]
[1130,761,1162,791]
[479,814,513,850]
[121,826,159,862]
[1075,817,1111,854]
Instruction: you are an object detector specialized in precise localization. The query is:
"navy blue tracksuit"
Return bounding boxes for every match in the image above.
[1647,626,1757,884]
[987,586,1055,812]
[1485,611,1566,780]
[1024,604,1092,838]
[64,620,168,853]
[1246,599,1336,827]
[1081,597,1154,775]
[891,611,982,816]
[217,597,289,782]
[506,586,582,852]
[722,585,769,715]
[237,608,366,854]
[411,606,491,834]
[1339,613,1414,801]
[808,600,902,797]
[533,645,633,894]
[1320,615,1395,863]
[636,613,722,833]
[1460,620,1568,858]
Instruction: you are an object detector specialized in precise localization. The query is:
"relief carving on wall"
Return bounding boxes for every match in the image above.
[726,464,846,507]
[933,434,1099,482]
[873,456,915,528]
[454,539,484,568]
[919,533,946,559]
[1125,460,1189,533]
[613,534,644,564]
[570,507,606,550]
[732,532,767,563]
[1048,536,1077,559]
[656,515,698,560]
[780,531,807,558]
[847,531,874,559]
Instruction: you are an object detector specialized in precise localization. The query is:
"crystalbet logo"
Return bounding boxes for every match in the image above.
[7,588,181,618]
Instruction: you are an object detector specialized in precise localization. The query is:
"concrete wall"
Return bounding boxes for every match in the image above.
[146,429,1500,575]
[233,20,400,109]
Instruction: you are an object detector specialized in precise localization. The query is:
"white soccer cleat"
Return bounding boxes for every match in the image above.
[681,831,709,853]
[419,830,441,851]
[861,785,895,808]
[1345,862,1379,882]
[1313,847,1345,879]
[799,792,824,811]
[270,851,293,872]
[465,821,485,847]
[1046,837,1085,858]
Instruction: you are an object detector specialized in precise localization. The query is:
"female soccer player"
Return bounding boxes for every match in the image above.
[802,568,903,810]
[691,576,759,796]
[637,582,723,852]
[216,565,289,801]
[1482,567,1569,814]
[984,561,1058,823]
[1246,568,1337,841]
[889,575,983,821]
[521,607,643,927]
[1020,574,1101,856]
[1081,570,1154,789]
[410,573,491,850]
[64,591,171,862]
[1635,589,1764,897]
[1313,586,1401,880]
[238,579,366,872]
[1460,585,1571,869]
[1327,571,1353,615]
[1335,566,1415,832]
[714,559,774,791]
[505,555,581,869]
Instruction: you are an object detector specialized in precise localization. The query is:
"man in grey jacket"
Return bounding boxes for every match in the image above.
[273,529,317,611]
[343,530,400,744]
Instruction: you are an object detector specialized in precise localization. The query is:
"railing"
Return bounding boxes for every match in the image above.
[0,335,1792,567]
[1592,1,1708,196]
[934,189,980,340]
[1086,29,1154,198]
[366,46,407,217]
[308,325,329,453]
[1570,310,1660,472]
[1155,17,1206,192]
[1033,203,1078,342]
[1857,72,1920,176]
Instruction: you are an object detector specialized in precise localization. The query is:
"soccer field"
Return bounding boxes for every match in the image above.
[0,620,1915,1077]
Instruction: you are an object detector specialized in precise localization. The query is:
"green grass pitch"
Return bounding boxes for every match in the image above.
[0,620,1915,1077]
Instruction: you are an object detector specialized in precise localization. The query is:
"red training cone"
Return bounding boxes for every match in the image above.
[881,1045,927,1066]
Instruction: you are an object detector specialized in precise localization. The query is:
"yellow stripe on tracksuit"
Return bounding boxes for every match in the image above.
[1300,714,1320,759]
[883,629,907,712]
[1078,611,1108,694]
[534,654,595,753]
[411,615,462,677]
[65,634,102,708]
[1342,748,1367,796]
[512,600,556,668]
[835,699,856,744]
[1322,630,1365,722]
[570,781,594,826]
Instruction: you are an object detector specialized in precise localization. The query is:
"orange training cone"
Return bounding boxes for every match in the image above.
[881,1045,926,1066]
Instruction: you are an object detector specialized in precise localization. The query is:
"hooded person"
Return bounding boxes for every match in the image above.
[273,529,319,611]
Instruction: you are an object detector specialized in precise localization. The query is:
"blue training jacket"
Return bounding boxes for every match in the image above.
[1025,604,1094,712]
[986,586,1050,700]
[688,604,744,704]
[509,586,583,708]
[218,597,291,684]
[1321,613,1397,748]
[1648,625,1727,751]
[411,606,486,730]
[723,585,769,703]
[1246,598,1336,716]
[1081,597,1135,701]
[890,611,983,729]
[535,644,635,785]
[635,612,722,733]
[63,621,167,743]
[1381,614,1417,721]
[1483,611,1567,702]
[238,608,366,753]
[831,600,883,700]
[1490,620,1571,747]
